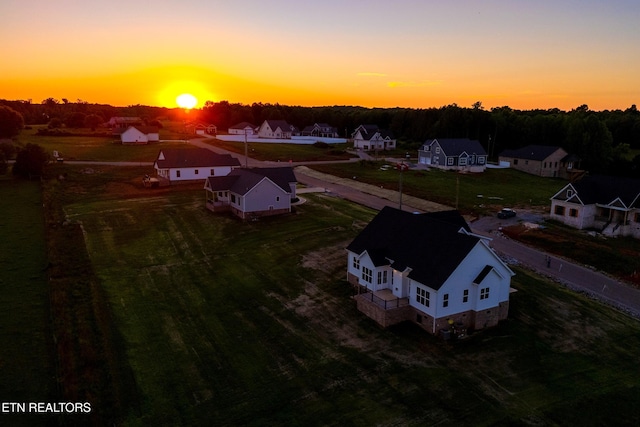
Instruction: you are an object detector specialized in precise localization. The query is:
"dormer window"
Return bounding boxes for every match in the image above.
[567,190,574,198]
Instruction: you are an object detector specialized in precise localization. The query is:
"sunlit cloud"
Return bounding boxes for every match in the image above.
[387,81,442,88]
[357,72,387,77]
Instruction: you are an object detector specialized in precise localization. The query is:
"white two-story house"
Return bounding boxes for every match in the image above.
[346,207,514,335]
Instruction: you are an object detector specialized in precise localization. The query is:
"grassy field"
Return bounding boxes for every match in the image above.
[0,178,57,426]
[206,138,354,162]
[15,124,192,162]
[309,161,567,215]
[39,165,640,425]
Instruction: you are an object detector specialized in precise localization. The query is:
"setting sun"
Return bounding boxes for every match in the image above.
[176,93,198,109]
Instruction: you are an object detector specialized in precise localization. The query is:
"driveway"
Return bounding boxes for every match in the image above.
[186,138,640,318]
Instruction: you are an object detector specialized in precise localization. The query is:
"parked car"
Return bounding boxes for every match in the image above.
[497,208,516,219]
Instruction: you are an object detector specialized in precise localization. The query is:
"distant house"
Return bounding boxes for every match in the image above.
[257,120,297,139]
[187,123,217,136]
[301,123,339,138]
[418,138,488,172]
[498,145,581,178]
[550,175,640,238]
[120,126,159,144]
[229,122,257,135]
[352,124,396,151]
[109,117,143,134]
[153,148,241,185]
[204,167,297,219]
[346,207,514,335]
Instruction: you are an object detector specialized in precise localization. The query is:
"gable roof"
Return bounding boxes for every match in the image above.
[263,119,295,132]
[205,167,296,195]
[499,145,564,161]
[571,175,640,207]
[346,207,480,290]
[229,121,256,130]
[426,138,486,156]
[155,148,241,169]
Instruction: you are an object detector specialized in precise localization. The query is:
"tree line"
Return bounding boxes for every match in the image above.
[1,98,639,177]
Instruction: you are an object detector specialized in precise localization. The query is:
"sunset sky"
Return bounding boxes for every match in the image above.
[1,0,638,111]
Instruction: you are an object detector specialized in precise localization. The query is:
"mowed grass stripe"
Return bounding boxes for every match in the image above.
[63,187,640,425]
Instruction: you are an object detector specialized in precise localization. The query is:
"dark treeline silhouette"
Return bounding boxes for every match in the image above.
[2,98,639,176]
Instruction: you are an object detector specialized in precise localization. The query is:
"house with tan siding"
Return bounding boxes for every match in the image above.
[498,145,580,178]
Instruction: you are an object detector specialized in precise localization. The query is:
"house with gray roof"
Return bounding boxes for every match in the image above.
[204,167,297,219]
[346,207,514,335]
[499,145,580,178]
[550,175,640,238]
[257,120,297,139]
[153,148,241,185]
[352,124,396,151]
[418,138,488,172]
[301,123,339,138]
[228,122,257,135]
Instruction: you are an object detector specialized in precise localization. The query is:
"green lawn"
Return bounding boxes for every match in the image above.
[0,179,57,426]
[15,124,192,162]
[310,161,567,215]
[45,166,640,426]
[206,138,354,162]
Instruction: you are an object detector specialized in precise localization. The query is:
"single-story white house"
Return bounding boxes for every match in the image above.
[204,167,297,219]
[153,148,241,185]
[347,207,514,335]
[120,126,159,144]
[228,122,257,135]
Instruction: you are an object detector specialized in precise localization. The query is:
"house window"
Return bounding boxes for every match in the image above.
[514,159,519,165]
[567,190,574,198]
[443,293,449,308]
[480,287,490,300]
[569,208,578,217]
[463,289,469,303]
[435,147,440,154]
[377,270,388,285]
[176,170,181,178]
[544,162,547,168]
[195,169,199,175]
[353,257,360,270]
[447,157,454,166]
[276,196,280,202]
[524,160,529,165]
[362,267,372,283]
[231,194,236,204]
[478,156,485,164]
[425,146,431,152]
[210,169,215,176]
[554,205,565,215]
[459,157,467,166]
[635,213,640,223]
[416,287,430,307]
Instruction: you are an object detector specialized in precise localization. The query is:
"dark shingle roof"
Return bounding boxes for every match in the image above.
[264,120,295,132]
[229,122,256,130]
[205,167,296,195]
[573,175,640,207]
[426,138,486,156]
[155,148,241,169]
[346,207,479,290]
[499,145,563,161]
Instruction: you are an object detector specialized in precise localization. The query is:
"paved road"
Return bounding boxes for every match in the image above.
[67,138,640,318]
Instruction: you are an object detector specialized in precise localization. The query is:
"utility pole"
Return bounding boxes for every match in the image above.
[244,129,248,168]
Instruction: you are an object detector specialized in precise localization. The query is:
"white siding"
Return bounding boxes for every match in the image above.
[242,179,290,213]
